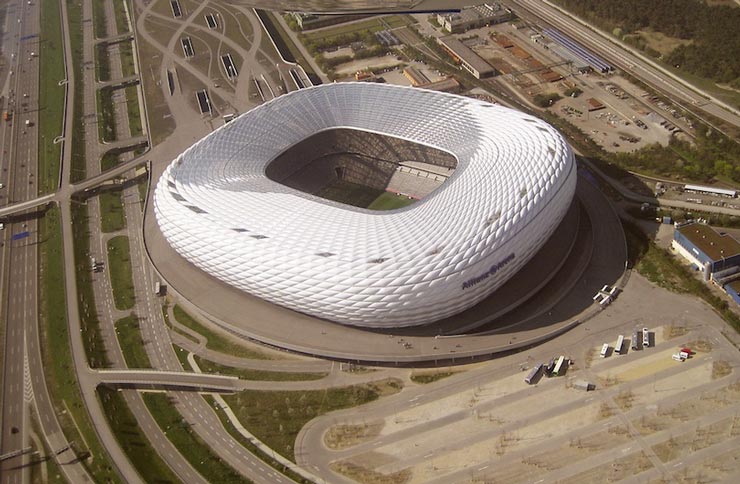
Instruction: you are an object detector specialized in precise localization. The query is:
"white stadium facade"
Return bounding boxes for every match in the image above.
[154,83,576,328]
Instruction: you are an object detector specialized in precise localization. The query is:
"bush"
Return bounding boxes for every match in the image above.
[533,92,562,107]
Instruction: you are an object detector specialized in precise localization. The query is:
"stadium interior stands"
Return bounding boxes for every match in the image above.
[266,129,457,206]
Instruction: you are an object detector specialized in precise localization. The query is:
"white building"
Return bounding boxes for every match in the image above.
[154,83,576,328]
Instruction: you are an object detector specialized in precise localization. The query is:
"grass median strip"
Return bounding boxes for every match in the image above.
[223,378,404,461]
[143,393,251,483]
[97,89,116,142]
[98,387,179,483]
[100,190,126,233]
[39,207,120,482]
[115,314,152,368]
[125,85,142,136]
[172,304,275,359]
[194,355,327,381]
[107,235,135,310]
[38,0,65,194]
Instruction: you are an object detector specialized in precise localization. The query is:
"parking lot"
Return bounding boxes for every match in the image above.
[307,322,740,484]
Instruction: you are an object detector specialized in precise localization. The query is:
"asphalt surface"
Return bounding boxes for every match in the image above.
[1,1,51,482]
[295,308,740,483]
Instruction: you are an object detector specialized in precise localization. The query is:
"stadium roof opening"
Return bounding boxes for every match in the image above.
[265,128,458,209]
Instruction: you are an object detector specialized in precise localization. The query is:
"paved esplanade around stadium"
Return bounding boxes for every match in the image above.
[154,83,577,328]
[145,84,626,364]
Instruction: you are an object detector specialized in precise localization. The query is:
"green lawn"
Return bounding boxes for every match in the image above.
[410,371,456,384]
[223,379,403,461]
[143,393,251,483]
[119,41,136,78]
[317,180,384,209]
[99,191,126,233]
[125,85,142,136]
[92,0,108,38]
[367,191,416,210]
[39,207,120,482]
[172,304,275,359]
[98,387,178,483]
[194,355,327,381]
[137,176,148,209]
[173,344,191,369]
[96,44,111,82]
[97,89,116,142]
[101,152,120,171]
[69,0,87,183]
[115,314,152,368]
[38,0,66,194]
[107,235,135,310]
[112,0,131,35]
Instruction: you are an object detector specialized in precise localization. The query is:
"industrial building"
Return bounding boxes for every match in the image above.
[543,28,612,73]
[672,222,740,278]
[672,222,740,306]
[403,66,430,86]
[155,83,575,328]
[684,184,737,198]
[437,3,511,33]
[437,36,496,79]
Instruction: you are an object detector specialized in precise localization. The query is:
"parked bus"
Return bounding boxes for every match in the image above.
[525,364,544,384]
[600,343,609,358]
[643,327,651,347]
[631,330,640,350]
[615,335,625,355]
[524,363,545,385]
[552,356,566,376]
[545,357,556,376]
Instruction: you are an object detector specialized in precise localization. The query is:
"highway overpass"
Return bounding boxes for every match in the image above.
[95,369,241,393]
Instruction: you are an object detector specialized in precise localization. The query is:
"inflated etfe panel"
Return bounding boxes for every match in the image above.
[154,83,576,328]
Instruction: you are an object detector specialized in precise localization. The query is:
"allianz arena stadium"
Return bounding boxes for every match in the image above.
[154,83,576,328]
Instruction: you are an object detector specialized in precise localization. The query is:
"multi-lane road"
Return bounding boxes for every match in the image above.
[1,1,91,483]
[1,0,44,480]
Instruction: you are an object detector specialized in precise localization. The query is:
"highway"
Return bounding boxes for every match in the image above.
[0,1,92,483]
[506,0,740,131]
[0,0,46,481]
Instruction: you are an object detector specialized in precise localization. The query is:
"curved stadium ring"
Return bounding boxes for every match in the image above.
[154,83,577,328]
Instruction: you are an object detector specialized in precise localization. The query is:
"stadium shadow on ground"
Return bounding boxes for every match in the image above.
[265,128,457,209]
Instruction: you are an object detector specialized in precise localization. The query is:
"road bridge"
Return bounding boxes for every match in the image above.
[97,74,140,90]
[95,369,241,393]
[0,193,55,218]
[94,32,134,45]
